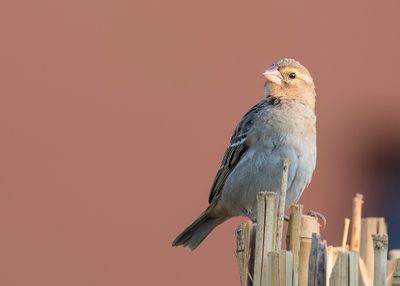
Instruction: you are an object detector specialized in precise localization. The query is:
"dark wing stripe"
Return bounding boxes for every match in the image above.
[208,144,248,203]
[230,142,247,166]
[207,99,269,204]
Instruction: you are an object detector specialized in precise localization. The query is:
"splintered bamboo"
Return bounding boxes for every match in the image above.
[286,204,303,286]
[308,233,327,286]
[351,193,363,252]
[253,192,267,286]
[232,181,395,286]
[253,192,277,286]
[372,234,388,286]
[275,158,290,251]
[261,193,278,280]
[236,221,253,286]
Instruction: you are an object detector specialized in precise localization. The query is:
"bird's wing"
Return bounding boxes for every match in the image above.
[208,100,269,204]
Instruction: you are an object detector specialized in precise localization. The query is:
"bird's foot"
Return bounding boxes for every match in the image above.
[307,210,326,228]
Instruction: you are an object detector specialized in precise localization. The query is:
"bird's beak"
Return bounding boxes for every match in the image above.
[262,64,283,86]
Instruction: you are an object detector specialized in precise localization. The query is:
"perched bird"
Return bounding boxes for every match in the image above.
[172,58,316,250]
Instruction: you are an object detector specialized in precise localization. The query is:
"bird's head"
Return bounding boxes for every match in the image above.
[263,58,315,107]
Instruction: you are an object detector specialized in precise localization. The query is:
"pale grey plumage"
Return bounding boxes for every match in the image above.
[173,58,316,250]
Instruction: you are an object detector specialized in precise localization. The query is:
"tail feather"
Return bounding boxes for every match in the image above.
[172,212,225,250]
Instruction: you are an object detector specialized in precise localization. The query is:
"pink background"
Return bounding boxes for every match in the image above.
[1,0,400,285]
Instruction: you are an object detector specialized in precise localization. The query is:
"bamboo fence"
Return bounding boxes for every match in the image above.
[235,159,397,286]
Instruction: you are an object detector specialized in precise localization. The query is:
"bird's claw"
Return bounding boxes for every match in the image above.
[307,210,326,228]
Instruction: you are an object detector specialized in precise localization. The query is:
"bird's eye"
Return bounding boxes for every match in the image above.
[289,73,296,79]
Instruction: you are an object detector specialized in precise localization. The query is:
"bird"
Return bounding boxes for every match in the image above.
[172,58,316,250]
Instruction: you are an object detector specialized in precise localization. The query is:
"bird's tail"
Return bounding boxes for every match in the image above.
[172,211,226,250]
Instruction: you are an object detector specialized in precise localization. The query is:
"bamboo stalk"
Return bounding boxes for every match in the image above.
[392,258,400,286]
[360,217,379,283]
[377,218,387,235]
[348,251,359,286]
[286,204,303,286]
[330,251,349,286]
[253,192,278,286]
[372,234,388,286]
[264,193,278,255]
[387,259,395,286]
[308,233,327,286]
[298,215,320,286]
[236,221,254,286]
[265,251,280,285]
[275,158,290,252]
[279,250,293,286]
[329,251,358,286]
[359,255,373,286]
[253,192,267,286]
[326,246,334,286]
[389,250,400,261]
[351,193,363,252]
[261,192,278,281]
[342,218,350,251]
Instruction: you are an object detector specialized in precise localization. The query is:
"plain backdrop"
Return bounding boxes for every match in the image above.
[1,0,400,285]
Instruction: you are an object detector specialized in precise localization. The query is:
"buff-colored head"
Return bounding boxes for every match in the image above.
[263,58,316,107]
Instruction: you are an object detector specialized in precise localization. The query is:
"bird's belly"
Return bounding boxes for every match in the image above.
[218,145,313,218]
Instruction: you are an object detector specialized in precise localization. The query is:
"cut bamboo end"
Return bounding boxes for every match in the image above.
[351,193,364,252]
[372,234,388,286]
[233,191,395,286]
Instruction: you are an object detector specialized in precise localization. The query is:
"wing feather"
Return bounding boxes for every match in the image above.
[208,100,269,204]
